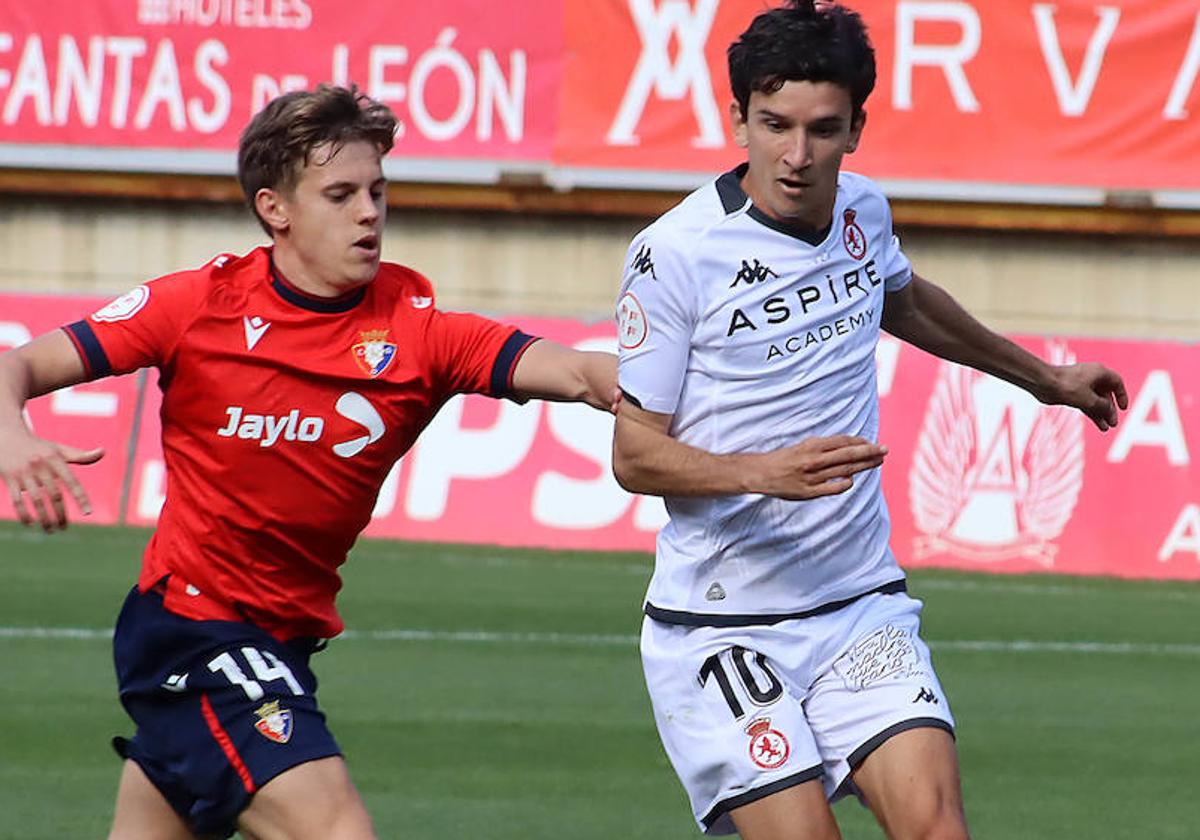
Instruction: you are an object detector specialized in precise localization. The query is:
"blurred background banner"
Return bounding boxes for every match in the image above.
[5,292,1198,580]
[2,1,1198,201]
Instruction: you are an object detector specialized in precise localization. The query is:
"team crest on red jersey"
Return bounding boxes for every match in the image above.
[253,700,293,744]
[745,717,790,770]
[352,329,398,378]
[842,209,868,260]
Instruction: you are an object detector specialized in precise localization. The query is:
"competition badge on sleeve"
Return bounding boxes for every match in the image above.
[253,700,293,744]
[617,292,648,349]
[352,329,398,378]
[745,718,790,770]
[92,285,150,323]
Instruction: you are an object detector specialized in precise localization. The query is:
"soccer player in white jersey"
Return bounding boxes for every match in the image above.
[612,3,1128,838]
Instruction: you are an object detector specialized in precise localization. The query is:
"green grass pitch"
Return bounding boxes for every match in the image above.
[2,521,1199,839]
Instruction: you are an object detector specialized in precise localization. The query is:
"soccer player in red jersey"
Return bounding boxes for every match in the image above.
[0,85,617,840]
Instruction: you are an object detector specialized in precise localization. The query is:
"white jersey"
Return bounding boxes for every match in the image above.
[617,165,912,625]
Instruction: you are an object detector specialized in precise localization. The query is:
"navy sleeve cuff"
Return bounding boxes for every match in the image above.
[64,320,112,378]
[489,330,538,399]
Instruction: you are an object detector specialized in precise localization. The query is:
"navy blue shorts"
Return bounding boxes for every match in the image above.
[112,584,341,837]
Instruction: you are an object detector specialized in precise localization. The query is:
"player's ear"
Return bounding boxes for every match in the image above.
[729,99,749,149]
[846,109,867,153]
[255,188,290,235]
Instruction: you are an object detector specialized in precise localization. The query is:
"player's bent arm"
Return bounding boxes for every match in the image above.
[0,330,105,529]
[510,340,619,412]
[612,400,888,501]
[881,274,1056,393]
[882,274,1127,431]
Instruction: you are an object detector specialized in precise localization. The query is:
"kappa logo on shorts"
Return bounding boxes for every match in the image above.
[253,700,293,744]
[745,718,790,770]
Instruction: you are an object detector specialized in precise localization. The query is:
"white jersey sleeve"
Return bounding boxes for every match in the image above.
[879,199,912,291]
[616,231,696,416]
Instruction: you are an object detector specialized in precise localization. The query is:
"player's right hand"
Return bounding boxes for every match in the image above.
[0,433,104,532]
[755,435,887,500]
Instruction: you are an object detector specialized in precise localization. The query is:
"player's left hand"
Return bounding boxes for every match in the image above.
[1043,363,1129,432]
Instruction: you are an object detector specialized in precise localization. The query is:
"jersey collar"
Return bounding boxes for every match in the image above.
[269,256,368,313]
[716,163,833,247]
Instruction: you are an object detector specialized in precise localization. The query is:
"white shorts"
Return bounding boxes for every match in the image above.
[640,591,954,835]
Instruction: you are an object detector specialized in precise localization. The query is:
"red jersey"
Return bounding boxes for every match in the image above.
[65,247,535,640]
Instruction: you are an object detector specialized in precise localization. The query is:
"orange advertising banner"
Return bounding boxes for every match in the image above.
[1,2,1198,202]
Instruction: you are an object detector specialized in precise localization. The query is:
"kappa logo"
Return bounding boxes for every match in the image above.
[253,700,293,744]
[243,315,271,351]
[92,285,150,323]
[216,391,385,459]
[352,329,398,378]
[842,208,867,260]
[745,718,790,770]
[910,342,1084,565]
[630,244,657,280]
[913,687,939,705]
[411,295,433,309]
[729,259,779,289]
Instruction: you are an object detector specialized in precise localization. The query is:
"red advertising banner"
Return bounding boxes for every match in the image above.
[2,2,1198,200]
[557,0,1200,196]
[0,1,560,164]
[2,292,1198,580]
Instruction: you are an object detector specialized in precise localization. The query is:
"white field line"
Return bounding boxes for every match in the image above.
[3,625,1200,656]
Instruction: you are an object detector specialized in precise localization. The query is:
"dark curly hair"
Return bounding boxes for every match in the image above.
[237,85,398,235]
[728,1,876,120]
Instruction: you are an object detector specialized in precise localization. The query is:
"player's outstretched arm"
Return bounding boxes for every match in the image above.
[0,330,105,532]
[612,399,887,500]
[882,273,1129,431]
[510,339,620,412]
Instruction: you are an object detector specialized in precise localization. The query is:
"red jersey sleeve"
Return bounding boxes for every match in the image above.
[62,266,212,379]
[424,308,538,399]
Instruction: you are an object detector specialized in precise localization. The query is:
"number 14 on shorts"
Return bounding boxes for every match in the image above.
[208,646,305,701]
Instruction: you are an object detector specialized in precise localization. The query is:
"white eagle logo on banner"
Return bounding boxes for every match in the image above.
[909,342,1085,565]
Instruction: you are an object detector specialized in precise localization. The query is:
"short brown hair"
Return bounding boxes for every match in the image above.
[237,85,398,234]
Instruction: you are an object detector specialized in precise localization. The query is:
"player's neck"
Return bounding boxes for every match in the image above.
[270,244,369,299]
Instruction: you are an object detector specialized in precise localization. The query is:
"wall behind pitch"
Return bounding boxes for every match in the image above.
[1,195,1198,340]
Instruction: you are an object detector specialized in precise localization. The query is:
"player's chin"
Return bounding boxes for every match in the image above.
[345,257,381,283]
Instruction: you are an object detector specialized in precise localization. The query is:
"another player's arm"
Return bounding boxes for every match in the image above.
[882,273,1128,431]
[510,340,619,413]
[612,399,886,501]
[0,330,106,531]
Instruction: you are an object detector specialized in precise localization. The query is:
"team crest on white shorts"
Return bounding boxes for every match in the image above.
[92,285,150,323]
[745,717,790,770]
[352,329,398,378]
[253,700,293,744]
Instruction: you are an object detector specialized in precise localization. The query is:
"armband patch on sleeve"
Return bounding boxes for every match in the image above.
[617,292,649,350]
[91,285,150,323]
